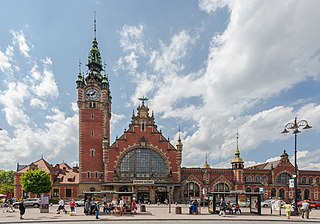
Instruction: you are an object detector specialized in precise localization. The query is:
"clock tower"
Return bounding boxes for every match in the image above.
[76,18,111,192]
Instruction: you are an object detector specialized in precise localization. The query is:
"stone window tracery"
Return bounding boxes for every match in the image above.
[119,148,167,178]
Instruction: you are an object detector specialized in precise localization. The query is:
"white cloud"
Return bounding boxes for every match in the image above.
[30,98,48,109]
[119,1,320,168]
[119,24,145,54]
[111,113,126,127]
[0,31,77,170]
[30,58,59,98]
[10,30,30,58]
[0,46,14,73]
[0,82,30,129]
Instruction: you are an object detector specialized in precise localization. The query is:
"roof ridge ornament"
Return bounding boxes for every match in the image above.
[138,96,148,106]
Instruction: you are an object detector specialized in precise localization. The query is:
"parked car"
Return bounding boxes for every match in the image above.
[13,198,40,208]
[238,200,250,207]
[261,199,273,207]
[75,199,85,207]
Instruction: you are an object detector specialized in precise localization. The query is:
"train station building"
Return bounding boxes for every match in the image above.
[14,25,320,204]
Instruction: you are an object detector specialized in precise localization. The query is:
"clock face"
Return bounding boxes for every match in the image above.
[86,88,100,100]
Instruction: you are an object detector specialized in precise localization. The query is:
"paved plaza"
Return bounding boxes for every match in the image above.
[1,204,320,223]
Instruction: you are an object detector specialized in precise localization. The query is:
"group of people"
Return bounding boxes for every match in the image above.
[102,198,138,216]
[2,197,25,220]
[218,199,241,217]
[84,198,101,219]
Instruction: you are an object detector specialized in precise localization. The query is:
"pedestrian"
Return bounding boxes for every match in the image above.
[18,199,25,220]
[95,201,100,219]
[219,198,226,217]
[90,198,96,215]
[301,200,310,219]
[131,199,137,214]
[119,198,125,216]
[84,199,90,215]
[69,199,76,213]
[283,203,292,219]
[57,198,67,214]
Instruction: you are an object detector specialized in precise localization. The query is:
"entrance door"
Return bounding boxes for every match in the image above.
[156,191,168,203]
[137,187,149,204]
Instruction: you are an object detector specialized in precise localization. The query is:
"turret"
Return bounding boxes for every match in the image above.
[231,133,244,169]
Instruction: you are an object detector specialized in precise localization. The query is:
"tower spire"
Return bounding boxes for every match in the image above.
[232,132,244,167]
[203,152,210,168]
[94,11,97,39]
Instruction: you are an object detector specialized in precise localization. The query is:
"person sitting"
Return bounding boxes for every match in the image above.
[234,203,241,214]
[226,201,233,214]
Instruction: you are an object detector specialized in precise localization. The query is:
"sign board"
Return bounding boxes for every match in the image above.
[133,180,154,185]
[259,187,263,193]
[289,179,294,188]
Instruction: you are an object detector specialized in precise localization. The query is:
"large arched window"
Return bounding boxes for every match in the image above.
[214,183,230,192]
[255,175,260,183]
[276,173,291,184]
[279,188,285,200]
[184,182,200,198]
[120,148,167,178]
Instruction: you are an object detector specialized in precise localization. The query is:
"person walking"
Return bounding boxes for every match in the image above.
[57,198,67,214]
[18,199,25,220]
[95,201,100,219]
[84,199,90,215]
[219,198,226,217]
[283,203,292,219]
[301,200,310,219]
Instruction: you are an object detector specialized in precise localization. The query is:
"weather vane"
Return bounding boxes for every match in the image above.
[138,97,148,105]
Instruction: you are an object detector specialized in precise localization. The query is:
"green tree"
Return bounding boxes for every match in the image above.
[20,169,52,195]
[0,170,14,194]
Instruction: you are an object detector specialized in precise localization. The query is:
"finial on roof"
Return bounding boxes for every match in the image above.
[138,96,148,106]
[232,132,244,164]
[79,59,82,73]
[94,11,97,39]
[178,126,181,141]
[204,153,210,168]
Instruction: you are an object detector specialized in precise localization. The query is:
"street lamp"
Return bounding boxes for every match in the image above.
[282,117,312,215]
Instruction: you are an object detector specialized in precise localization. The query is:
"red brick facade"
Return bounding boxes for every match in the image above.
[14,27,320,203]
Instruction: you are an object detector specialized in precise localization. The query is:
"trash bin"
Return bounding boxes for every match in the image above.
[140,204,146,212]
[175,206,182,214]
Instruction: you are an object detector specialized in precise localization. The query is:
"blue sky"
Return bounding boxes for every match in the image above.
[0,0,320,171]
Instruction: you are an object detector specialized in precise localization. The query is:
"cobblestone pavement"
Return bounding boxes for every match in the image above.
[1,204,320,223]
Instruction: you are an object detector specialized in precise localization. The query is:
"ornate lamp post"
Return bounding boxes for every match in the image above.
[282,117,312,215]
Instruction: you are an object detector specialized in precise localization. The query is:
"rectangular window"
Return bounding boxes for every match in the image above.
[87,172,90,178]
[89,102,96,108]
[95,172,98,178]
[66,189,72,197]
[91,113,94,119]
[91,130,94,137]
[53,189,59,197]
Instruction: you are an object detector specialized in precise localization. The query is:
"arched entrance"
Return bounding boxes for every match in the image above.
[279,188,285,200]
[137,186,150,204]
[155,186,167,203]
[297,189,302,201]
[304,189,310,200]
